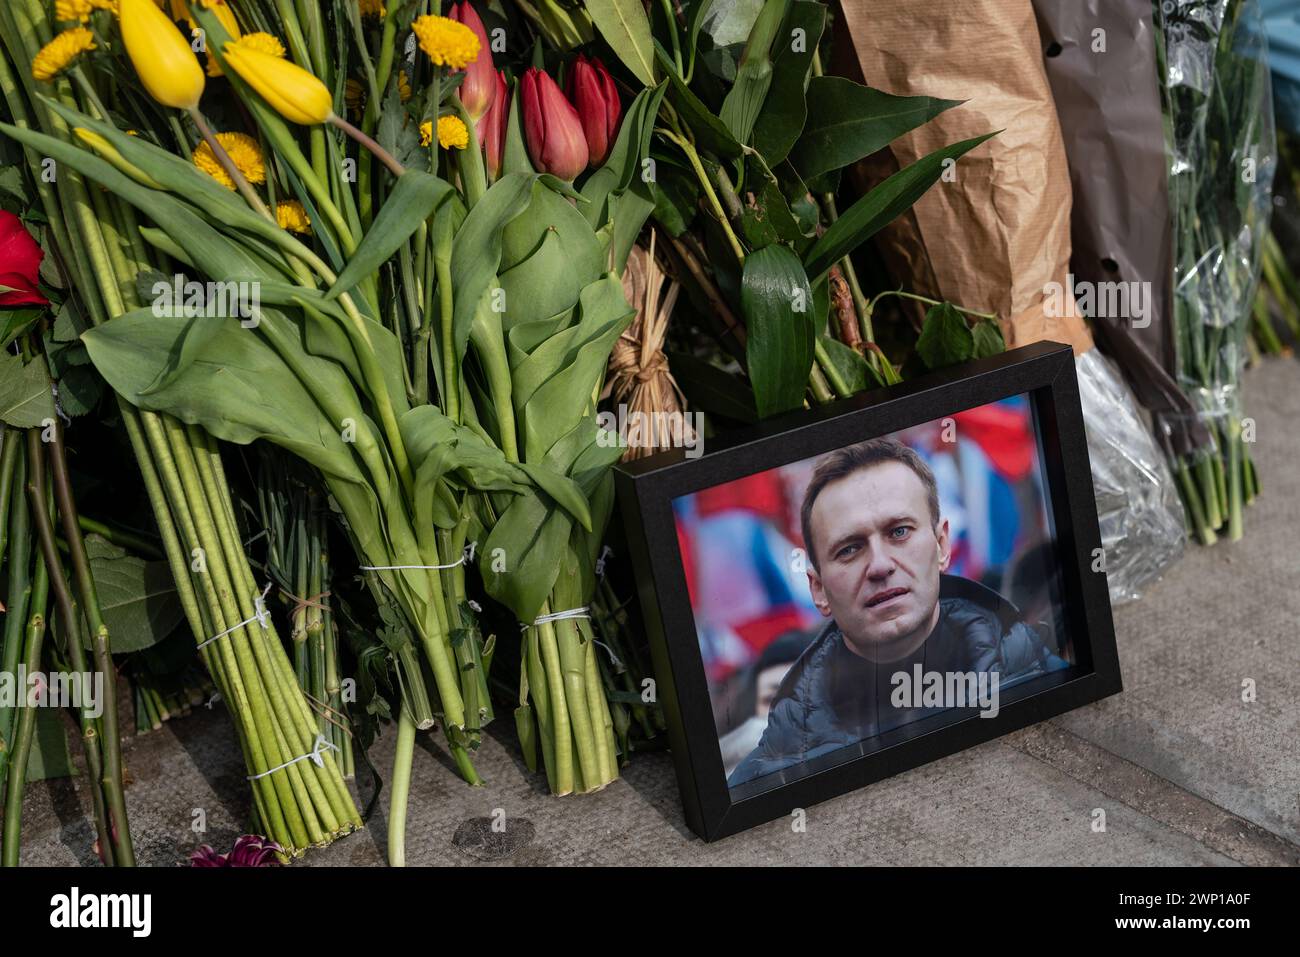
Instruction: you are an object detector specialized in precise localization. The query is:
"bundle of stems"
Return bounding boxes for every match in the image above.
[258,452,354,780]
[131,663,215,734]
[0,0,360,856]
[1153,0,1272,545]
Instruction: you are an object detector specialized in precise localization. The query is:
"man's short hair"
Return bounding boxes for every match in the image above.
[800,438,940,568]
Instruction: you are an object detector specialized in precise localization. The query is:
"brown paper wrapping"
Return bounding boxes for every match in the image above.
[831,0,1093,356]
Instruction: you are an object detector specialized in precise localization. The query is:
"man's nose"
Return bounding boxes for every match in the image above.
[864,546,894,580]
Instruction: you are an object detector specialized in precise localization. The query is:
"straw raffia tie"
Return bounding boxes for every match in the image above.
[280,588,332,615]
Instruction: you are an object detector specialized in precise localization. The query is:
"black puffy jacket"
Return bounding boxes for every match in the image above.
[727,575,1059,788]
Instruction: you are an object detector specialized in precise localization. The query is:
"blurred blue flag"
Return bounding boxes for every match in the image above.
[1263,0,1300,132]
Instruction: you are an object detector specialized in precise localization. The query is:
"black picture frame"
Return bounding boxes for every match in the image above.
[614,341,1123,842]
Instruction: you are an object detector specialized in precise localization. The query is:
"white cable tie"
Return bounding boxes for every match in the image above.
[522,606,590,630]
[196,583,272,650]
[246,733,340,781]
[468,599,483,614]
[592,639,624,671]
[360,557,465,571]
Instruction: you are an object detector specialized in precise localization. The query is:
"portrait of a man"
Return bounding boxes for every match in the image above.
[728,438,1064,787]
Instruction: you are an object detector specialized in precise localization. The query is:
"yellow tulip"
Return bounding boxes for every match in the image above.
[222,44,333,125]
[120,0,204,110]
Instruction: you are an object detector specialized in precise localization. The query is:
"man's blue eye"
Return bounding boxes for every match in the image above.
[890,526,910,539]
[836,543,860,559]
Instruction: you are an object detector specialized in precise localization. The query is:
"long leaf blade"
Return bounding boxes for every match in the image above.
[742,244,814,417]
[803,132,997,281]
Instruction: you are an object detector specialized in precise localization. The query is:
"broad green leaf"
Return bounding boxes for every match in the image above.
[790,77,964,183]
[737,154,808,251]
[586,0,659,87]
[480,488,572,622]
[819,335,884,394]
[972,318,1006,359]
[0,351,55,427]
[54,364,103,417]
[916,302,974,370]
[451,173,542,363]
[0,308,42,351]
[82,310,370,488]
[751,1,826,165]
[742,244,814,417]
[326,170,454,300]
[720,58,774,147]
[499,182,605,325]
[511,274,635,460]
[803,132,997,281]
[85,534,185,653]
[138,312,225,396]
[609,179,656,275]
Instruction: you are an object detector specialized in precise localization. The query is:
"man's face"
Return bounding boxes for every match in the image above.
[806,461,950,661]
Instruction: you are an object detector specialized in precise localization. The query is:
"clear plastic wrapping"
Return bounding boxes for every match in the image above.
[1076,349,1186,603]
[1154,0,1276,542]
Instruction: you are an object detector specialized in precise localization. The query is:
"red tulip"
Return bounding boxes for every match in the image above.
[0,210,48,307]
[482,69,508,181]
[449,2,494,122]
[521,66,588,182]
[566,54,621,168]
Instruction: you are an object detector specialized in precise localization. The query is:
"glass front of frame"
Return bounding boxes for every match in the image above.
[671,393,1077,799]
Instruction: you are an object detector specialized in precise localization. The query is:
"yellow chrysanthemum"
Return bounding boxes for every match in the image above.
[276,200,311,234]
[437,115,468,150]
[358,0,386,18]
[55,0,94,22]
[411,15,479,70]
[32,28,96,81]
[192,131,265,190]
[91,0,119,13]
[419,120,433,148]
[398,70,411,103]
[229,31,286,58]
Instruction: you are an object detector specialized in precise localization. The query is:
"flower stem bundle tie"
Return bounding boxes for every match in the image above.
[195,582,272,650]
[359,557,464,571]
[247,733,340,781]
[279,588,332,614]
[525,606,591,628]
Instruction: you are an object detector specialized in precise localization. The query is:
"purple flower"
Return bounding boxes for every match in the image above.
[189,835,283,867]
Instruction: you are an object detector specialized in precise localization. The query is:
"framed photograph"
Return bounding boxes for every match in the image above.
[615,341,1122,842]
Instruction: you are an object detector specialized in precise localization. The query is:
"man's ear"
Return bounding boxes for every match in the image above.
[935,518,951,571]
[807,566,831,617]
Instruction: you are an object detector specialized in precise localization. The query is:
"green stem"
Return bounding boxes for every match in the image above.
[869,289,998,322]
[1,520,49,868]
[329,113,406,179]
[388,706,417,867]
[659,124,747,265]
[47,419,134,866]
